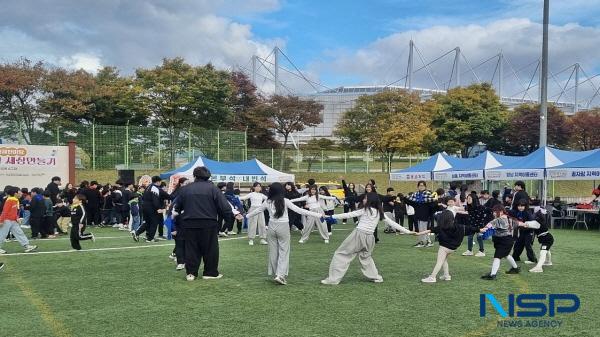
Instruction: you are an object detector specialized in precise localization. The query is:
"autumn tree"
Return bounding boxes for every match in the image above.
[502,104,572,154]
[135,58,233,166]
[0,58,47,144]
[260,95,322,169]
[569,109,600,150]
[428,83,508,156]
[229,71,278,148]
[335,90,433,171]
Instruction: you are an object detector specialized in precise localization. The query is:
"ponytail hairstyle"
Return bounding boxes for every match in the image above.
[267,183,285,219]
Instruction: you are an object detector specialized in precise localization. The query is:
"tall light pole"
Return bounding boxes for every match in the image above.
[539,0,549,147]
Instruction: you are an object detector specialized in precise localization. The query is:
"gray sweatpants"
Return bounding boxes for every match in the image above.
[267,221,291,277]
[247,206,267,240]
[323,229,382,284]
[0,220,31,249]
[417,220,430,244]
[300,208,329,242]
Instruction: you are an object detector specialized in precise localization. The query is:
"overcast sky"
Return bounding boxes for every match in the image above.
[2,0,600,103]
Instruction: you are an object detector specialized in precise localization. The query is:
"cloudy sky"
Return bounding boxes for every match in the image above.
[2,0,600,103]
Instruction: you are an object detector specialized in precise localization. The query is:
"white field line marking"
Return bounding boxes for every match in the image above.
[2,236,245,257]
[3,228,354,257]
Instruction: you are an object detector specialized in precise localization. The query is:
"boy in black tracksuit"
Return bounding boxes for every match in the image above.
[133,177,167,242]
[70,195,94,250]
[519,208,554,273]
[393,193,406,228]
[510,199,537,264]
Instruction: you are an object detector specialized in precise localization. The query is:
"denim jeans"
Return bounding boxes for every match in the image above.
[131,215,141,232]
[21,210,31,226]
[467,233,484,252]
[0,220,31,248]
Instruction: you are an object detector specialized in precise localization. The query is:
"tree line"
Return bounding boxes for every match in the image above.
[335,83,600,158]
[0,58,323,150]
[2,58,598,162]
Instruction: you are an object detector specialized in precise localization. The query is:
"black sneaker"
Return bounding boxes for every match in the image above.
[506,267,521,274]
[481,273,497,280]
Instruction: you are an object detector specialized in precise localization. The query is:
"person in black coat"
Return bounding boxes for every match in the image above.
[341,179,358,224]
[46,176,62,205]
[82,181,102,227]
[284,182,303,231]
[133,176,168,242]
[173,167,235,281]
[510,199,537,264]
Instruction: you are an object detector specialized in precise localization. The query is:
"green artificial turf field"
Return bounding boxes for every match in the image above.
[1,223,598,337]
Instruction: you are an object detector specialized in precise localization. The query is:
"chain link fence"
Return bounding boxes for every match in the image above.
[14,123,427,173]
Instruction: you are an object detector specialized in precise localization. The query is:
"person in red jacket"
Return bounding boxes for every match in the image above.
[0,186,38,254]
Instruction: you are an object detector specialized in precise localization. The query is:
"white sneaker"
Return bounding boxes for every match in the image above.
[248,240,254,246]
[24,245,38,253]
[186,274,196,281]
[0,249,6,254]
[544,261,553,266]
[320,279,338,285]
[259,239,268,245]
[475,251,486,257]
[414,243,425,248]
[328,232,332,236]
[176,264,185,271]
[529,267,543,273]
[324,240,329,244]
[274,276,287,285]
[426,242,433,247]
[90,234,96,243]
[218,232,228,238]
[462,250,473,256]
[439,275,452,281]
[298,240,305,244]
[229,231,237,235]
[169,253,176,260]
[421,276,437,283]
[524,260,535,264]
[202,274,223,280]
[372,277,384,283]
[112,223,120,228]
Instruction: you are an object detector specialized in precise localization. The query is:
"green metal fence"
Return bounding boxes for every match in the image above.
[17,123,427,173]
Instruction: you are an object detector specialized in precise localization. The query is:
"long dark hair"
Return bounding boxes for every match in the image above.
[438,210,456,230]
[267,182,286,218]
[225,182,235,195]
[466,192,481,211]
[359,192,385,220]
[173,177,188,194]
[319,186,331,196]
[284,182,297,192]
[307,184,319,200]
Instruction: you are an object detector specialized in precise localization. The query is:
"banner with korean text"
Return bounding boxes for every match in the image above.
[0,144,71,189]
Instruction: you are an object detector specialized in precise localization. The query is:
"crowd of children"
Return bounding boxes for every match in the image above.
[1,175,555,286]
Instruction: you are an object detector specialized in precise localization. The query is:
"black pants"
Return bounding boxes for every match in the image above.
[407,215,415,231]
[395,214,405,228]
[184,226,220,277]
[87,208,100,226]
[42,216,54,237]
[512,230,537,262]
[174,230,186,265]
[136,209,160,241]
[219,215,234,233]
[157,213,164,237]
[70,224,93,250]
[343,203,358,223]
[30,217,42,238]
[288,211,304,230]
[325,210,335,233]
